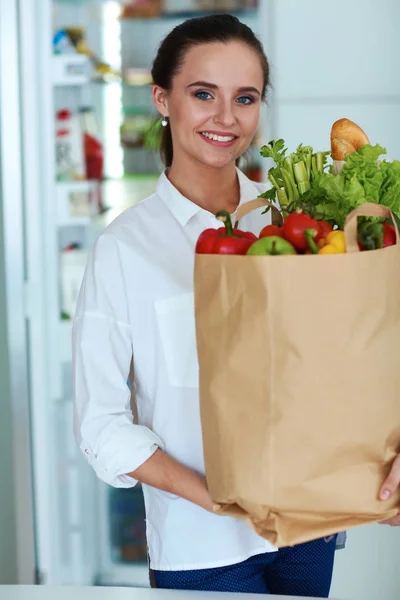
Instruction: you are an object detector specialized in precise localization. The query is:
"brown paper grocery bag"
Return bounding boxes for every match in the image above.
[194,202,400,548]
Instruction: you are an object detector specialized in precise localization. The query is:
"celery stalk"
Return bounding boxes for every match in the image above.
[298,181,311,194]
[306,154,312,179]
[293,160,308,184]
[281,167,300,202]
[268,173,280,190]
[277,189,289,210]
[281,170,294,203]
[293,161,311,195]
[311,155,317,175]
[316,152,324,173]
[284,156,295,180]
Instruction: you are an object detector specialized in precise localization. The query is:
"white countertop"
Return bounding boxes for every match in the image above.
[0,586,338,600]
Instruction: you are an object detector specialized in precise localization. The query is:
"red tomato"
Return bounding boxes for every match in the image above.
[282,212,319,252]
[383,223,396,247]
[315,220,333,241]
[259,224,283,239]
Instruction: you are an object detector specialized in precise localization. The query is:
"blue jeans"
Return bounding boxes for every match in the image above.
[153,535,337,597]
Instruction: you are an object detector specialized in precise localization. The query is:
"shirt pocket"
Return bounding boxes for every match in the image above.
[154,291,199,388]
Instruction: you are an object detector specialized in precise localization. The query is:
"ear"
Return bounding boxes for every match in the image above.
[152,85,169,118]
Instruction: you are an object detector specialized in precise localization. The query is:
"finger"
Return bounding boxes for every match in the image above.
[380,454,400,500]
[379,515,400,527]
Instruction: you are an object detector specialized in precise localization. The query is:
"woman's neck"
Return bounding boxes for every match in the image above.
[167,155,240,215]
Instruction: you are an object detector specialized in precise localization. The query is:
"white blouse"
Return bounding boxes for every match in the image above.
[72,168,277,571]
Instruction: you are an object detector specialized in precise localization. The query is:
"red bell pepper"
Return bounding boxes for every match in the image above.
[195,226,256,254]
[195,212,256,254]
[195,227,225,254]
[213,210,256,254]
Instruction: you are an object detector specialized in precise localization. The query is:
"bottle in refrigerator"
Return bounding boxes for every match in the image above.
[79,107,104,211]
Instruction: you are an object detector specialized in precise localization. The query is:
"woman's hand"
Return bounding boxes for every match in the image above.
[379,453,400,526]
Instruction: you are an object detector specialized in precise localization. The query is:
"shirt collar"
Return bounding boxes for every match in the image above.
[156,168,263,227]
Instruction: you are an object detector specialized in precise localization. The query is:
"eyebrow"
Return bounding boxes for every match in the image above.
[186,81,261,96]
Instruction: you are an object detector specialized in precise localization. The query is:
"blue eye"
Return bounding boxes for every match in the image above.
[195,91,213,101]
[236,96,255,105]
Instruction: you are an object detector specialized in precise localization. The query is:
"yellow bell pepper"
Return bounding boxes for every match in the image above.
[318,230,346,254]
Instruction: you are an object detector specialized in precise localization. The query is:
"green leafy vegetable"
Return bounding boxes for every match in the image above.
[259,139,400,228]
[260,140,331,216]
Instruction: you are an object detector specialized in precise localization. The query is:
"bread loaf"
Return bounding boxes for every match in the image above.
[330,118,370,160]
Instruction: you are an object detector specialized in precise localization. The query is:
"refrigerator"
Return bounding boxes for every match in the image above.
[0,0,268,588]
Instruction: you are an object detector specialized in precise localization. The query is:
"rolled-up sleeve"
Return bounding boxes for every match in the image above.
[72,232,163,488]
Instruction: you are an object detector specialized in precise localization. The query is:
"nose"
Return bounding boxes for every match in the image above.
[214,99,236,128]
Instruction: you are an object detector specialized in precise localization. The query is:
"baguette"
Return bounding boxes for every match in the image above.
[330,118,370,160]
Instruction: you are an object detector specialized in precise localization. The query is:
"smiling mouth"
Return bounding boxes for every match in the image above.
[200,132,238,143]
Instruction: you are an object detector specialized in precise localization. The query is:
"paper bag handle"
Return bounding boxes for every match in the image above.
[234,197,283,228]
[344,202,400,253]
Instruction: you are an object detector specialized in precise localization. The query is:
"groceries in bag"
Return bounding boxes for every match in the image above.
[196,118,400,255]
[194,118,400,548]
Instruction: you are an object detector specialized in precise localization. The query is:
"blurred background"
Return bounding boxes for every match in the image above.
[0,0,399,598]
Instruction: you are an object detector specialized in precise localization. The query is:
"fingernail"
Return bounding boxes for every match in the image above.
[380,489,391,501]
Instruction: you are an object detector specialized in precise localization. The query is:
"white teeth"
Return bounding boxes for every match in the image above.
[201,132,236,142]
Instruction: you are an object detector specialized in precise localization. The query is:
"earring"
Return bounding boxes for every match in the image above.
[161,116,168,127]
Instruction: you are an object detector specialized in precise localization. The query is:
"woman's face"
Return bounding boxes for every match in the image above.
[153,41,264,169]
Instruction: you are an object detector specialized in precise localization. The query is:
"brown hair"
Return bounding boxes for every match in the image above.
[151,14,270,167]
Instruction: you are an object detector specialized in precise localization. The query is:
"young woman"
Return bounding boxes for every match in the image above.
[73,14,400,597]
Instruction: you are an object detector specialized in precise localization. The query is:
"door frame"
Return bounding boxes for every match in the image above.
[0,0,36,584]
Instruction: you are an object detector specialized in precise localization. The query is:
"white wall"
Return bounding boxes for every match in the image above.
[266,0,400,158]
[264,2,400,599]
[331,524,399,600]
